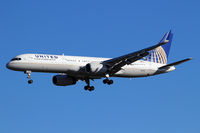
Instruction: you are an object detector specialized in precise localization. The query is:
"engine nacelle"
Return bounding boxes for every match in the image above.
[85,62,107,74]
[52,75,77,86]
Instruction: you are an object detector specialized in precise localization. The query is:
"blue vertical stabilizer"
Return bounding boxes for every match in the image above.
[159,30,173,58]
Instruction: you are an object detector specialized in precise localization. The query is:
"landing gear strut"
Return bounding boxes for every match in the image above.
[24,70,33,84]
[103,74,114,85]
[84,78,95,91]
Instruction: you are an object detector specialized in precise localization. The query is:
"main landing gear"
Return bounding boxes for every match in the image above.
[84,78,95,91]
[103,74,113,85]
[103,78,113,85]
[24,70,33,84]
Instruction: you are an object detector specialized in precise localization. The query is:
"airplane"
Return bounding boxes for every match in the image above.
[6,31,192,91]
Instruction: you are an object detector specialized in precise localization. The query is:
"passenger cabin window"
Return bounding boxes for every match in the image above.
[11,58,21,61]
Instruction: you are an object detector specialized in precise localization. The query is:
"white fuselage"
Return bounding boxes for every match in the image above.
[6,54,175,79]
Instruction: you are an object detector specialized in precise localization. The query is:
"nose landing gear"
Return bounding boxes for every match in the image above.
[24,70,33,84]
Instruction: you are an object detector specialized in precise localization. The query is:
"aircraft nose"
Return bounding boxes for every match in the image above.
[6,62,13,70]
[6,62,11,69]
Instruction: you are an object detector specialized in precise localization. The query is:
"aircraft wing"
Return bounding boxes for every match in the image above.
[103,31,171,74]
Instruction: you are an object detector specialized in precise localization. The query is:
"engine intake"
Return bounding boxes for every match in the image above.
[52,75,77,86]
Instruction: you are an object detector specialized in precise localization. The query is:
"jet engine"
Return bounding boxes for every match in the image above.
[52,75,77,86]
[85,62,107,74]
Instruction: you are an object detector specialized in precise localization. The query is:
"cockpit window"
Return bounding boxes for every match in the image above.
[11,58,21,61]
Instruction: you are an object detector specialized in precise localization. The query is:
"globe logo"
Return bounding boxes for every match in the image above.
[145,46,167,64]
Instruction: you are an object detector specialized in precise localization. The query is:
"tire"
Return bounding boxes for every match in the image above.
[103,79,109,84]
[28,80,33,84]
[84,86,89,90]
[109,80,113,84]
[88,86,94,91]
[90,86,94,90]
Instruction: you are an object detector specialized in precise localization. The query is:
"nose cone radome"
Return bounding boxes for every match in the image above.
[6,62,16,70]
[6,62,11,69]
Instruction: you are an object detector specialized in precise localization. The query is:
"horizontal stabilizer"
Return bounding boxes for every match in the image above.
[159,58,192,69]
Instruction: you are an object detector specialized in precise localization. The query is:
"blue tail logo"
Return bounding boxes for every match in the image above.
[144,31,173,64]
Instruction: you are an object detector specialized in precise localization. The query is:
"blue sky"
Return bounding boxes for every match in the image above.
[0,0,200,133]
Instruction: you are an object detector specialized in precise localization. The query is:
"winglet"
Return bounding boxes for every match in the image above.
[159,30,172,44]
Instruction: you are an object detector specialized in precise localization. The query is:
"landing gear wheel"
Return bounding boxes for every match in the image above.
[103,79,109,84]
[103,79,113,85]
[108,80,113,85]
[89,86,95,91]
[84,86,95,91]
[28,79,33,84]
[84,86,89,90]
